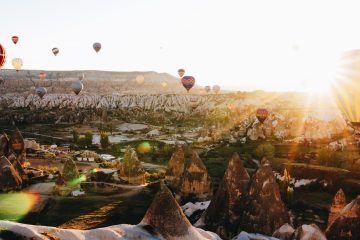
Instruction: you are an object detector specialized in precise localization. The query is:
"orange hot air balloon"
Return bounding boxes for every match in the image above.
[12,36,19,45]
[0,44,6,69]
[52,48,59,56]
[39,71,46,80]
[256,108,269,123]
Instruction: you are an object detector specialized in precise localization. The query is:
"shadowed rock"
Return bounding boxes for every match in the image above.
[0,156,22,191]
[140,183,192,239]
[9,128,24,155]
[165,144,185,188]
[328,188,347,227]
[326,195,360,240]
[241,158,290,235]
[204,152,250,238]
[0,133,9,157]
[12,159,27,181]
[179,151,212,198]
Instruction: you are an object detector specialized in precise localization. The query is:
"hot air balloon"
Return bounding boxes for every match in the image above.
[136,75,145,85]
[162,82,168,88]
[181,76,195,92]
[11,36,19,45]
[212,85,220,94]
[71,80,84,95]
[12,58,23,71]
[333,49,360,130]
[178,69,185,78]
[39,71,46,81]
[93,42,101,53]
[35,87,47,99]
[256,108,269,124]
[52,48,59,56]
[0,44,6,69]
[205,86,211,93]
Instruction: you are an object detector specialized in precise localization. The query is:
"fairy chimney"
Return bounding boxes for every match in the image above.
[119,146,145,185]
[165,144,185,188]
[328,189,347,226]
[0,133,9,157]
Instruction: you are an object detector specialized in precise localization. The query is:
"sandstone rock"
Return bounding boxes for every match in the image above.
[179,151,212,199]
[204,153,250,238]
[272,223,295,240]
[119,146,145,185]
[328,188,347,227]
[241,158,290,235]
[165,144,185,188]
[12,159,28,181]
[62,159,79,184]
[294,224,326,240]
[9,128,25,155]
[326,195,360,240]
[0,156,22,191]
[0,133,9,157]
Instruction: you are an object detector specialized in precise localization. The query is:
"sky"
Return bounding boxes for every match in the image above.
[1,0,360,92]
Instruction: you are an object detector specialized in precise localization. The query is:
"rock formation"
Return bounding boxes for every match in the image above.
[62,159,79,183]
[9,128,24,156]
[294,224,326,240]
[165,144,185,188]
[119,146,145,185]
[326,195,360,240]
[12,159,27,181]
[179,151,212,199]
[272,223,295,240]
[328,188,347,226]
[204,152,250,238]
[0,133,9,157]
[241,158,290,236]
[0,156,22,191]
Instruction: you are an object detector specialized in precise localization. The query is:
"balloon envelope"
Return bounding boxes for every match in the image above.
[0,44,6,69]
[52,48,59,56]
[205,86,211,93]
[256,108,269,123]
[333,49,360,125]
[35,87,47,99]
[39,71,46,81]
[181,76,195,92]
[212,85,221,94]
[12,58,23,71]
[11,36,19,45]
[93,42,101,53]
[178,69,185,78]
[71,80,84,95]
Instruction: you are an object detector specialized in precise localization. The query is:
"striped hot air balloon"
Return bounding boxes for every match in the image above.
[181,76,195,92]
[256,108,269,124]
[0,44,6,69]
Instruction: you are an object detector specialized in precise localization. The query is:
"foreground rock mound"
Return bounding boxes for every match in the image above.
[326,195,360,240]
[165,144,185,188]
[328,188,347,226]
[294,224,326,240]
[204,152,250,238]
[0,156,22,191]
[241,158,290,235]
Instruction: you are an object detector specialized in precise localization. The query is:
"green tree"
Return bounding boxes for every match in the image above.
[84,131,93,146]
[71,128,79,143]
[100,132,110,149]
[253,143,275,160]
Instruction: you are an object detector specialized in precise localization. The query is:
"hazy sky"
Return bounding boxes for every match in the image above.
[1,0,360,91]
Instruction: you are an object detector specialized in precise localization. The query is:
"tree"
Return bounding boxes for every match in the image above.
[100,132,110,149]
[253,143,275,160]
[84,131,93,146]
[71,128,79,143]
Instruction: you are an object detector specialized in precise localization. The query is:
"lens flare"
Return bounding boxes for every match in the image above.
[67,175,87,187]
[137,142,151,154]
[0,192,40,221]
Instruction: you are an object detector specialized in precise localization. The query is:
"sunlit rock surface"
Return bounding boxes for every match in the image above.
[166,144,185,188]
[118,146,145,185]
[0,156,22,191]
[328,188,347,226]
[293,224,326,240]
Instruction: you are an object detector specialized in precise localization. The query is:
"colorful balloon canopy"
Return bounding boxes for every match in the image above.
[11,36,19,45]
[181,76,195,92]
[0,44,6,69]
[71,80,84,95]
[333,49,360,126]
[52,48,59,56]
[178,69,185,78]
[39,71,46,80]
[256,108,269,123]
[12,58,23,71]
[93,42,101,53]
[212,85,220,94]
[205,86,211,93]
[35,87,47,99]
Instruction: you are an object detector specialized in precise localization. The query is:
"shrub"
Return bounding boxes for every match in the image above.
[253,143,275,160]
[100,132,110,149]
[71,128,79,143]
[84,131,93,146]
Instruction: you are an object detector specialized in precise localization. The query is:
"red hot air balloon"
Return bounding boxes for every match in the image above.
[256,108,269,123]
[12,36,19,45]
[0,44,6,69]
[181,76,195,92]
[178,69,185,78]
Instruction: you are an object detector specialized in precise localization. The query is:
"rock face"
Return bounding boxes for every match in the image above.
[179,151,212,199]
[294,224,326,240]
[165,144,185,188]
[119,146,145,185]
[0,156,22,191]
[326,195,360,240]
[241,158,290,236]
[204,153,250,238]
[0,133,9,157]
[328,188,347,226]
[9,128,24,155]
[272,223,295,240]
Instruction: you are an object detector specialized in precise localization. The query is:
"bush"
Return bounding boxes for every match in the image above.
[37,165,58,174]
[100,132,110,149]
[99,161,114,168]
[71,128,79,143]
[253,143,275,160]
[84,131,93,146]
